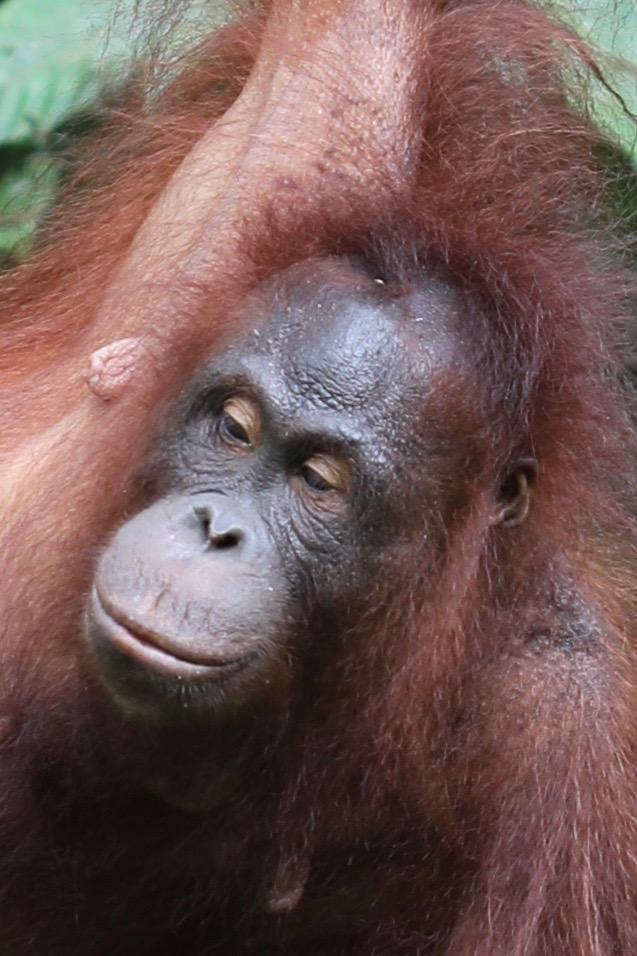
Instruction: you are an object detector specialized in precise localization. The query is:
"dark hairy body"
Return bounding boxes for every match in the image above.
[0,0,636,953]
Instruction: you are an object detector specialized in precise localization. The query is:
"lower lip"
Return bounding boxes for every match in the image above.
[90,589,252,682]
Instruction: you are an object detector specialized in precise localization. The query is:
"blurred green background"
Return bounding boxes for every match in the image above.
[0,0,128,258]
[0,0,635,260]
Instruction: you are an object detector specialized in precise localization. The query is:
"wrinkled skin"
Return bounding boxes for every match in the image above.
[1,0,635,947]
[87,259,530,752]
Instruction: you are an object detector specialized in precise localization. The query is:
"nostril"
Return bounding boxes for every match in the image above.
[192,505,244,550]
[193,505,211,541]
[208,530,241,550]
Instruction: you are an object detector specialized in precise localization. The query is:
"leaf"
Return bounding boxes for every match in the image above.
[570,0,637,160]
[0,152,58,251]
[0,0,127,146]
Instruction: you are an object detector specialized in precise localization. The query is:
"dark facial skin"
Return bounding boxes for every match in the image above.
[86,259,534,737]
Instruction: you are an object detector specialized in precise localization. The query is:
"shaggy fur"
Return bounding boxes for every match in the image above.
[0,0,635,952]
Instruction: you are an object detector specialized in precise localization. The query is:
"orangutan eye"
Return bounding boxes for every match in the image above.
[219,397,261,449]
[298,454,350,496]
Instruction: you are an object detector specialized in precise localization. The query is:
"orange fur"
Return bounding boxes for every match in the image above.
[0,0,635,952]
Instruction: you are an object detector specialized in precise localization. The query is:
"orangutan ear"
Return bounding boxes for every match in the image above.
[491,457,538,528]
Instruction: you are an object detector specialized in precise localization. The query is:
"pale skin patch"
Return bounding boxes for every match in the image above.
[84,338,146,401]
[0,716,14,742]
[263,852,311,915]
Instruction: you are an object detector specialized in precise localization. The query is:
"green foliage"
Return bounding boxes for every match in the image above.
[0,0,123,144]
[0,151,57,252]
[571,1,637,225]
[0,0,129,254]
[570,0,637,158]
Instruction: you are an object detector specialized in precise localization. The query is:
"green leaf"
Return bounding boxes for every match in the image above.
[570,0,637,161]
[0,152,57,251]
[0,0,126,146]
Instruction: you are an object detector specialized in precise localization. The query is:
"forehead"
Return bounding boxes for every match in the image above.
[229,267,467,417]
